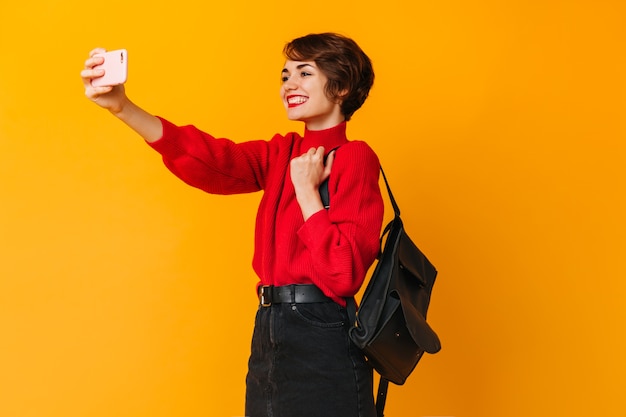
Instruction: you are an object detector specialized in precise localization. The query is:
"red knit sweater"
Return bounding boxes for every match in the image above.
[149,118,384,306]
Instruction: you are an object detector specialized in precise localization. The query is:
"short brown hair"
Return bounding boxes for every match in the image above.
[283,33,374,121]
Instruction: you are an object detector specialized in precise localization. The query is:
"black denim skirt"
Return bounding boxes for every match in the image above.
[245,301,376,417]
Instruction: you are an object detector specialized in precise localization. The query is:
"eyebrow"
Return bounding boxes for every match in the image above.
[281,63,315,73]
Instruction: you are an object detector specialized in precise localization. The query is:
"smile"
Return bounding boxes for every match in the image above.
[287,95,308,107]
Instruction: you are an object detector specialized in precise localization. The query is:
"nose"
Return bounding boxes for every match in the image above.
[282,77,298,91]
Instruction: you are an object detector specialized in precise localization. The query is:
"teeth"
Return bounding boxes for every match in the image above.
[288,96,307,104]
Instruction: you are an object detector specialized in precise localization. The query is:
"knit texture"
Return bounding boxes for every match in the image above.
[149,117,384,305]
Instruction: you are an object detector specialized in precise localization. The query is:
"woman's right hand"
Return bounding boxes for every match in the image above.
[81,48,128,114]
[81,48,163,142]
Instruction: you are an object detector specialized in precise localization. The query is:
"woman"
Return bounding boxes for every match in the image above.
[82,32,384,417]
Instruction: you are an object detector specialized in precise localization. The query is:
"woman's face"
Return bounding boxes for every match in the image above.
[280,60,344,130]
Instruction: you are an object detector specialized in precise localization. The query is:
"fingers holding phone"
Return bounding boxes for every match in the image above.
[81,48,128,112]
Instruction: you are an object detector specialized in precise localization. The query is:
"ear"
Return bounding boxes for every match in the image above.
[333,89,349,104]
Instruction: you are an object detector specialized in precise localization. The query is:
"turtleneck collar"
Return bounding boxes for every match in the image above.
[301,121,349,152]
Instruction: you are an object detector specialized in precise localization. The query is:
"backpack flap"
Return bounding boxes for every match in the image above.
[394,229,441,354]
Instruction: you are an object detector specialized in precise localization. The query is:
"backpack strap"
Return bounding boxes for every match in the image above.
[320,178,331,209]
[379,167,400,217]
[319,146,340,209]
[376,378,389,417]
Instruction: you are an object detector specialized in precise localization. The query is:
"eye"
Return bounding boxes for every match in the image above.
[281,75,289,82]
[300,71,312,77]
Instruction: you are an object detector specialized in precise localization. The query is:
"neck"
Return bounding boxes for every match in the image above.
[303,113,346,131]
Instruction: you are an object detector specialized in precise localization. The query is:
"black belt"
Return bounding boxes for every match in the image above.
[258,284,332,307]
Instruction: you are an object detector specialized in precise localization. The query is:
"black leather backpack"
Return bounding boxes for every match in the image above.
[321,166,441,417]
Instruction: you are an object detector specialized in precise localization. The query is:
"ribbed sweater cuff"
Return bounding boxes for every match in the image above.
[146,116,185,157]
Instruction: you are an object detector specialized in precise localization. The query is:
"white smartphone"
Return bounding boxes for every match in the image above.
[91,49,128,87]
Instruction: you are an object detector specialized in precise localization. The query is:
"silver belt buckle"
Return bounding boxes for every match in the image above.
[259,285,272,307]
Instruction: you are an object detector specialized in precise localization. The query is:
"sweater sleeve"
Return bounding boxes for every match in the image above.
[297,141,384,300]
[148,117,279,194]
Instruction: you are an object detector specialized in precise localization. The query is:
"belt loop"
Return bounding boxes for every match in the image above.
[289,284,296,304]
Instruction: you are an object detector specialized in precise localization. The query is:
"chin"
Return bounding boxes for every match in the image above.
[285,111,304,122]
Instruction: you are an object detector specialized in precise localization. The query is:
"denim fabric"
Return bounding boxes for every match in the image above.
[245,302,376,417]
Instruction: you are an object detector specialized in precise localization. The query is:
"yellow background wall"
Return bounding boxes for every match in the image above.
[1,1,625,416]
